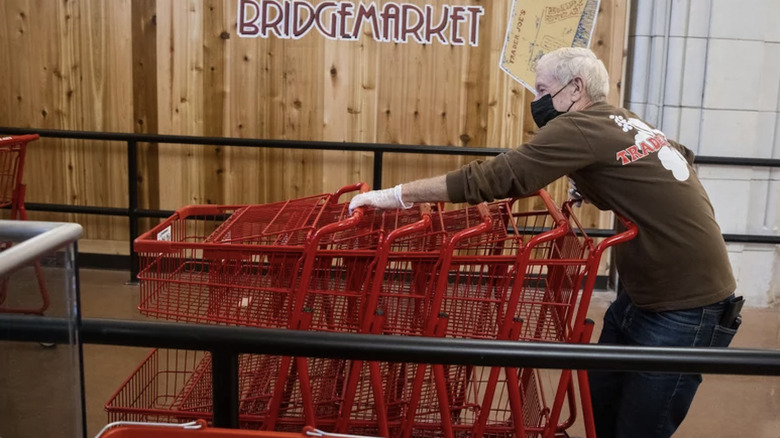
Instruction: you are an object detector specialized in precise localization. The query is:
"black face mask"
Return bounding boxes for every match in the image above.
[530,81,574,128]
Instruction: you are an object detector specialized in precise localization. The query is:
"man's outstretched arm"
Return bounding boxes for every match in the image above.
[348,175,449,213]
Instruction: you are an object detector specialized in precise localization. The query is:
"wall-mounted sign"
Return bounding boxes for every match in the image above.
[238,0,484,46]
[500,0,600,93]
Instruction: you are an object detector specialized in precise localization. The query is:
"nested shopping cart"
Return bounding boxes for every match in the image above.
[335,191,636,438]
[134,183,370,327]
[0,134,50,315]
[124,183,391,430]
[112,187,637,438]
[119,195,491,432]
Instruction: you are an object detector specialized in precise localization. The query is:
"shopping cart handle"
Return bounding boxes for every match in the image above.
[303,426,384,438]
[591,213,638,257]
[0,134,39,145]
[331,182,369,203]
[475,202,491,220]
[93,420,204,438]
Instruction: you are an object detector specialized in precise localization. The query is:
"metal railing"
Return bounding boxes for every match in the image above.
[0,221,83,275]
[2,126,780,282]
[3,314,780,431]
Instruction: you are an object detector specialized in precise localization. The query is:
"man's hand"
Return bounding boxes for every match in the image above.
[349,184,413,214]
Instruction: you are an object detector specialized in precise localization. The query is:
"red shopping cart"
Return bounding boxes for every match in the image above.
[123,199,491,433]
[0,134,50,315]
[134,183,369,326]
[333,193,559,438]
[130,183,389,431]
[105,348,285,429]
[337,192,636,438]
[115,188,637,438]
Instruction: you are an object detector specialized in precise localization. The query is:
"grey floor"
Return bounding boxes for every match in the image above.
[2,268,780,437]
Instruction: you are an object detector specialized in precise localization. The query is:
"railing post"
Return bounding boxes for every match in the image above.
[211,349,240,428]
[127,140,139,284]
[70,241,88,438]
[373,150,383,190]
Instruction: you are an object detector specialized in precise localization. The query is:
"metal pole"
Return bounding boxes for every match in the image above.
[211,349,239,428]
[373,150,383,190]
[127,140,139,284]
[71,241,88,438]
[3,316,780,376]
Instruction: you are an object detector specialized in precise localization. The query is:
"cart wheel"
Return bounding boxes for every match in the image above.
[40,342,56,349]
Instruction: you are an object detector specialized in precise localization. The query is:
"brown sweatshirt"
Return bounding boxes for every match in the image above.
[446,101,735,311]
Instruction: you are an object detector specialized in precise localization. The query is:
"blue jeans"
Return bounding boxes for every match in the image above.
[588,291,739,438]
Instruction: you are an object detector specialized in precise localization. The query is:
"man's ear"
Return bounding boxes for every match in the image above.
[572,76,585,100]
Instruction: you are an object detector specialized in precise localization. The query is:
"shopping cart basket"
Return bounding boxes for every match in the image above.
[135,183,369,326]
[0,134,50,315]
[105,348,285,428]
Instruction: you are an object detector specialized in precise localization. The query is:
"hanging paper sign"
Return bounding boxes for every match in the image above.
[500,0,601,94]
[237,0,484,46]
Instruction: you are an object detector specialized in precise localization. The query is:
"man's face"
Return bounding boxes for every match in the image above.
[534,65,572,112]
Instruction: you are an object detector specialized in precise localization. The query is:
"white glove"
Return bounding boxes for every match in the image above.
[348,184,413,214]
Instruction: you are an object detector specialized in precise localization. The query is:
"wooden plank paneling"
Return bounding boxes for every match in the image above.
[202,0,230,204]
[133,0,161,217]
[1,0,132,240]
[58,0,132,240]
[0,0,629,251]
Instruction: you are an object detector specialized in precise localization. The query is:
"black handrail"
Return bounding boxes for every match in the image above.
[3,314,780,429]
[3,126,780,281]
[3,315,776,376]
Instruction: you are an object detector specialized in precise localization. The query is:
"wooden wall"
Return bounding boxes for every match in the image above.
[0,0,628,251]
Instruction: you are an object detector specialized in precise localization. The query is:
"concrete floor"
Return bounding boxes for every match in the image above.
[2,267,780,437]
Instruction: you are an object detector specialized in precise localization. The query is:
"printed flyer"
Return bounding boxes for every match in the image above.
[500,0,601,93]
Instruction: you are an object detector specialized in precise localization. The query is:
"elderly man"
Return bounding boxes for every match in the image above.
[349,47,742,438]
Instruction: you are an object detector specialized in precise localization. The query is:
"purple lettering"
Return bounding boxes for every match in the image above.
[291,1,315,39]
[466,6,483,46]
[238,0,260,36]
[400,4,424,43]
[381,3,402,42]
[237,0,485,47]
[352,3,381,39]
[449,6,466,45]
[425,5,449,44]
[315,1,338,39]
[282,1,291,36]
[337,2,355,39]
[261,0,284,38]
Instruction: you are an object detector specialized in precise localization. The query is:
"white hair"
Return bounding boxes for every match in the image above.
[536,48,610,102]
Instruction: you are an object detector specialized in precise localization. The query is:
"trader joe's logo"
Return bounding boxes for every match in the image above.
[238,0,484,46]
